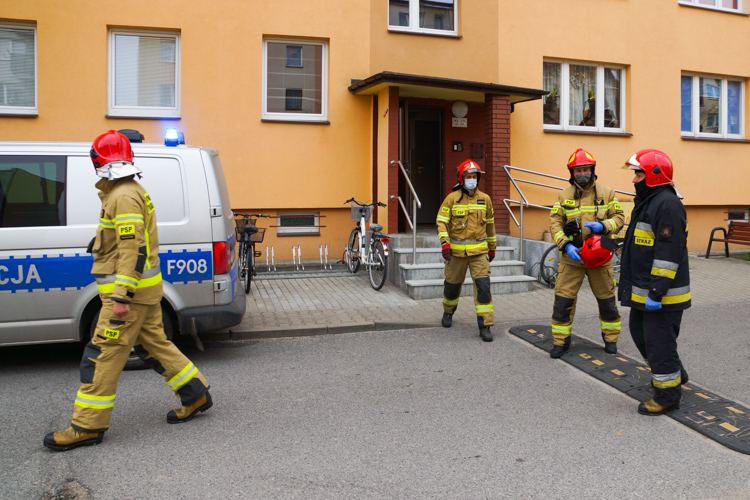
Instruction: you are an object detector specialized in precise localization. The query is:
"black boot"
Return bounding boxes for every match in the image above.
[550,337,571,358]
[479,326,493,342]
[602,332,617,354]
[442,312,453,328]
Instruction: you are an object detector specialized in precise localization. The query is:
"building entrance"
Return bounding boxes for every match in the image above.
[406,107,443,226]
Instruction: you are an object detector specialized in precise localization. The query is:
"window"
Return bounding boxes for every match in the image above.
[263,38,328,122]
[543,60,626,133]
[679,0,743,13]
[681,74,744,139]
[728,210,749,223]
[108,29,180,118]
[0,156,66,227]
[276,212,320,236]
[389,0,457,35]
[0,23,37,116]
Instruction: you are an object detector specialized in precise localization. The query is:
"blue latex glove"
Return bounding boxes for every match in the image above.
[645,297,662,311]
[565,243,581,262]
[584,221,605,234]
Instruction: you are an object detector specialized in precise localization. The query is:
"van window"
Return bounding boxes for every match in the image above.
[0,155,66,227]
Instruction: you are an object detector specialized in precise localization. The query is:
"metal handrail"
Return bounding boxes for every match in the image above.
[502,165,635,261]
[389,160,422,265]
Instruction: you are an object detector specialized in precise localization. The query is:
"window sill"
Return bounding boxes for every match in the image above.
[681,136,750,144]
[106,114,181,120]
[387,28,462,39]
[0,112,38,117]
[261,118,330,125]
[276,231,321,237]
[678,3,749,16]
[544,129,633,137]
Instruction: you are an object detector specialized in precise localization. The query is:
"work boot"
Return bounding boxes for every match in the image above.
[604,342,617,354]
[43,427,104,451]
[550,337,571,358]
[681,368,689,386]
[442,312,453,328]
[167,391,213,424]
[479,326,493,342]
[638,398,679,416]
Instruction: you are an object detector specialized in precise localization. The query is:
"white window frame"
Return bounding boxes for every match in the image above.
[276,212,320,236]
[678,0,745,14]
[0,23,38,116]
[262,38,328,123]
[388,0,458,36]
[681,73,745,140]
[107,29,181,119]
[543,60,627,134]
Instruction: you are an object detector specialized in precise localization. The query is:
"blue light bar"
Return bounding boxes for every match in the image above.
[165,128,180,147]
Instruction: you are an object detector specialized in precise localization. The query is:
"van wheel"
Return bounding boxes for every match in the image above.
[89,303,175,371]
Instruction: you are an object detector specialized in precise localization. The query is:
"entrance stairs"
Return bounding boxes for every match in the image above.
[386,230,536,300]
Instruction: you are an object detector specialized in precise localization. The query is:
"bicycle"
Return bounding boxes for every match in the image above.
[343,198,390,290]
[234,213,270,293]
[539,239,623,288]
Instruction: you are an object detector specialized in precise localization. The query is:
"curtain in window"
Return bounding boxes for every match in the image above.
[569,65,596,127]
[681,76,692,133]
[543,62,561,125]
[699,77,721,134]
[603,69,620,129]
[727,81,741,135]
[114,35,176,108]
[0,27,35,108]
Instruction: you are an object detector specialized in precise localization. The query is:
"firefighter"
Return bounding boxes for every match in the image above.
[436,159,497,342]
[620,149,690,416]
[44,131,212,451]
[548,149,625,358]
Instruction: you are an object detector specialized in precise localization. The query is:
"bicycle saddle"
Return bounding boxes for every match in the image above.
[370,224,383,233]
[241,225,258,234]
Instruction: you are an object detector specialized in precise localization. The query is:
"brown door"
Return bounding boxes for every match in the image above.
[408,107,443,225]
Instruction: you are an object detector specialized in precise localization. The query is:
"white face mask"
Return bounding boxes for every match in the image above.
[464,178,478,190]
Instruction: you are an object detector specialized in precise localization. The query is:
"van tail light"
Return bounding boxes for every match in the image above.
[213,241,231,275]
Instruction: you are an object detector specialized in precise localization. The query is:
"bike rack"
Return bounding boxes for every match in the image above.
[319,244,332,271]
[291,245,305,272]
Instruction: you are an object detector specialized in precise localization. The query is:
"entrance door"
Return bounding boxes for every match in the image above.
[408,108,443,225]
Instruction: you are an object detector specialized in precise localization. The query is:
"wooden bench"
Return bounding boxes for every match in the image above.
[706,220,750,258]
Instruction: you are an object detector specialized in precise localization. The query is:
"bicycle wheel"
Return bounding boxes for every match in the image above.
[244,242,252,294]
[347,228,361,273]
[238,241,248,290]
[368,239,388,290]
[539,244,560,288]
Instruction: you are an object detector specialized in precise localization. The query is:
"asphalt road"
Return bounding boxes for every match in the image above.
[2,301,750,499]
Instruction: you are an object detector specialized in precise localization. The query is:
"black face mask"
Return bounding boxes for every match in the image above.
[634,179,647,197]
[574,174,591,187]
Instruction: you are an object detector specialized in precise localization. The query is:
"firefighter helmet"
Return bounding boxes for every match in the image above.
[456,159,483,183]
[580,235,615,268]
[90,130,141,180]
[623,149,674,187]
[567,148,596,176]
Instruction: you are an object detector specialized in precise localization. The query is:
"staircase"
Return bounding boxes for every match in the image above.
[386,230,536,300]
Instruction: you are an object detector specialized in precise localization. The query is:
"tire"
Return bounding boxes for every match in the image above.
[238,241,248,292]
[89,303,175,371]
[347,228,361,273]
[368,239,388,290]
[540,244,560,288]
[244,243,252,294]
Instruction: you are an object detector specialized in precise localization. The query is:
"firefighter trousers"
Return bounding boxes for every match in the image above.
[629,308,684,405]
[550,259,620,346]
[442,253,493,327]
[71,300,209,432]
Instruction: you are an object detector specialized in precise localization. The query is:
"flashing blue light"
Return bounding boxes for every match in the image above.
[165,128,180,147]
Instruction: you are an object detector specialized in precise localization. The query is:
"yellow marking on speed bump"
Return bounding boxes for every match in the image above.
[637,366,651,372]
[616,357,628,362]
[592,360,604,366]
[683,385,692,390]
[527,329,537,333]
[697,411,715,420]
[580,353,592,359]
[721,423,740,433]
[728,407,745,414]
[611,369,625,376]
[696,393,711,399]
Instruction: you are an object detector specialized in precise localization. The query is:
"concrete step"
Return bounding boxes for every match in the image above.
[392,246,515,265]
[404,275,537,300]
[399,260,526,281]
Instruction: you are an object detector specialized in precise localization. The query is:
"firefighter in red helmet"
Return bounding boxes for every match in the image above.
[44,131,212,451]
[548,149,626,358]
[620,149,690,416]
[436,159,497,342]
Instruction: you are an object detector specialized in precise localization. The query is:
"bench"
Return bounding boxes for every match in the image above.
[705,220,750,258]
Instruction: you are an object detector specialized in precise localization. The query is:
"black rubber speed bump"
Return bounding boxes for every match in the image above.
[509,325,750,455]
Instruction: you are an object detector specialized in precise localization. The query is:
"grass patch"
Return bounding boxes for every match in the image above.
[731,252,750,261]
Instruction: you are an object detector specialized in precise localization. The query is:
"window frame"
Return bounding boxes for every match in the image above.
[107,29,181,119]
[542,59,627,134]
[262,38,328,123]
[681,73,745,140]
[388,0,458,36]
[276,211,320,236]
[0,22,38,116]
[678,0,744,14]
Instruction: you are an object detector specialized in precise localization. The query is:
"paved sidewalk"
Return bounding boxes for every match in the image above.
[211,254,750,340]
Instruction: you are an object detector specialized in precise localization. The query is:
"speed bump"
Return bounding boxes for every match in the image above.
[509,324,750,455]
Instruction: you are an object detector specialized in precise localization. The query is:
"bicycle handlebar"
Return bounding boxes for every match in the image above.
[235,213,270,218]
[344,198,387,208]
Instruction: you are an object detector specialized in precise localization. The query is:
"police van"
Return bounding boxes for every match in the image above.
[0,129,245,365]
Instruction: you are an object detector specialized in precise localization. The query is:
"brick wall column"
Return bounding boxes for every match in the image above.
[387,87,400,232]
[484,94,511,235]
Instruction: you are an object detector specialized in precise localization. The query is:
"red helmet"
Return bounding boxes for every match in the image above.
[580,235,615,268]
[567,148,596,177]
[456,159,483,183]
[623,149,673,187]
[90,130,134,170]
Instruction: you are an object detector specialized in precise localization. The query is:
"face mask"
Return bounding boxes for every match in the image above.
[574,174,591,186]
[95,161,142,181]
[634,179,647,197]
[464,178,478,190]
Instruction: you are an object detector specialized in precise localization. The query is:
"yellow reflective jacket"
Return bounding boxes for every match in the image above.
[91,177,162,305]
[436,188,497,257]
[549,179,625,264]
